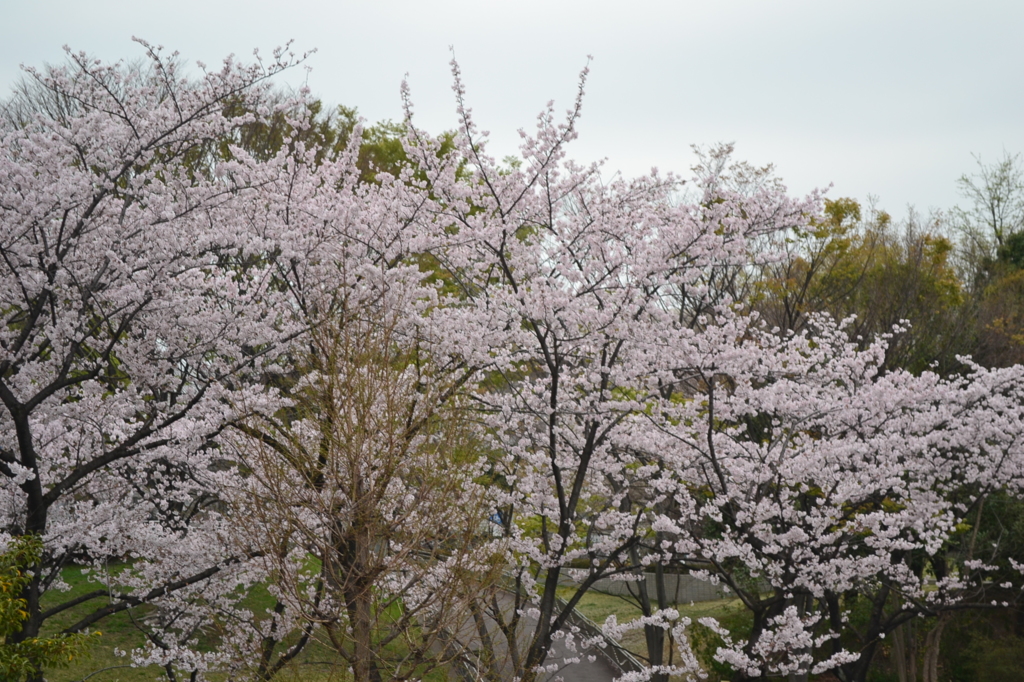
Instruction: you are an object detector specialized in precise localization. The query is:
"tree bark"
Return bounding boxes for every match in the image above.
[921,614,949,682]
[892,619,917,682]
[628,546,668,682]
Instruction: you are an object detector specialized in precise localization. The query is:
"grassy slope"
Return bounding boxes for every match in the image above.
[37,566,354,682]
[38,566,164,682]
[42,565,744,682]
[37,566,456,682]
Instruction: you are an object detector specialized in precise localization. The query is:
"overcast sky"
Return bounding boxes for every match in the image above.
[3,0,1022,218]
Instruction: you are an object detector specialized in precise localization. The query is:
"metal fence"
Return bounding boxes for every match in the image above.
[554,594,646,677]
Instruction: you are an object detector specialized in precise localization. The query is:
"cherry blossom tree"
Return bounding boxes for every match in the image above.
[391,62,1024,682]
[0,40,336,680]
[601,315,1024,682]
[389,61,829,682]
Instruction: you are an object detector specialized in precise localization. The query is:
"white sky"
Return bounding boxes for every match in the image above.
[3,0,1023,217]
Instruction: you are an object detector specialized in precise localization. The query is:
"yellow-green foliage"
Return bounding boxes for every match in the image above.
[1,536,100,681]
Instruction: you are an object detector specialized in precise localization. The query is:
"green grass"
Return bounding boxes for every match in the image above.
[33,565,435,682]
[41,566,748,682]
[35,564,462,682]
[37,565,166,682]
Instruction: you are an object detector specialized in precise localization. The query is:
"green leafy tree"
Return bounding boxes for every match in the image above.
[218,96,442,186]
[1,537,99,681]
[754,198,972,374]
[974,216,1024,367]
[753,196,868,334]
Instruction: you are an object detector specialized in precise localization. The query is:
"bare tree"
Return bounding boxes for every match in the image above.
[953,152,1024,288]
